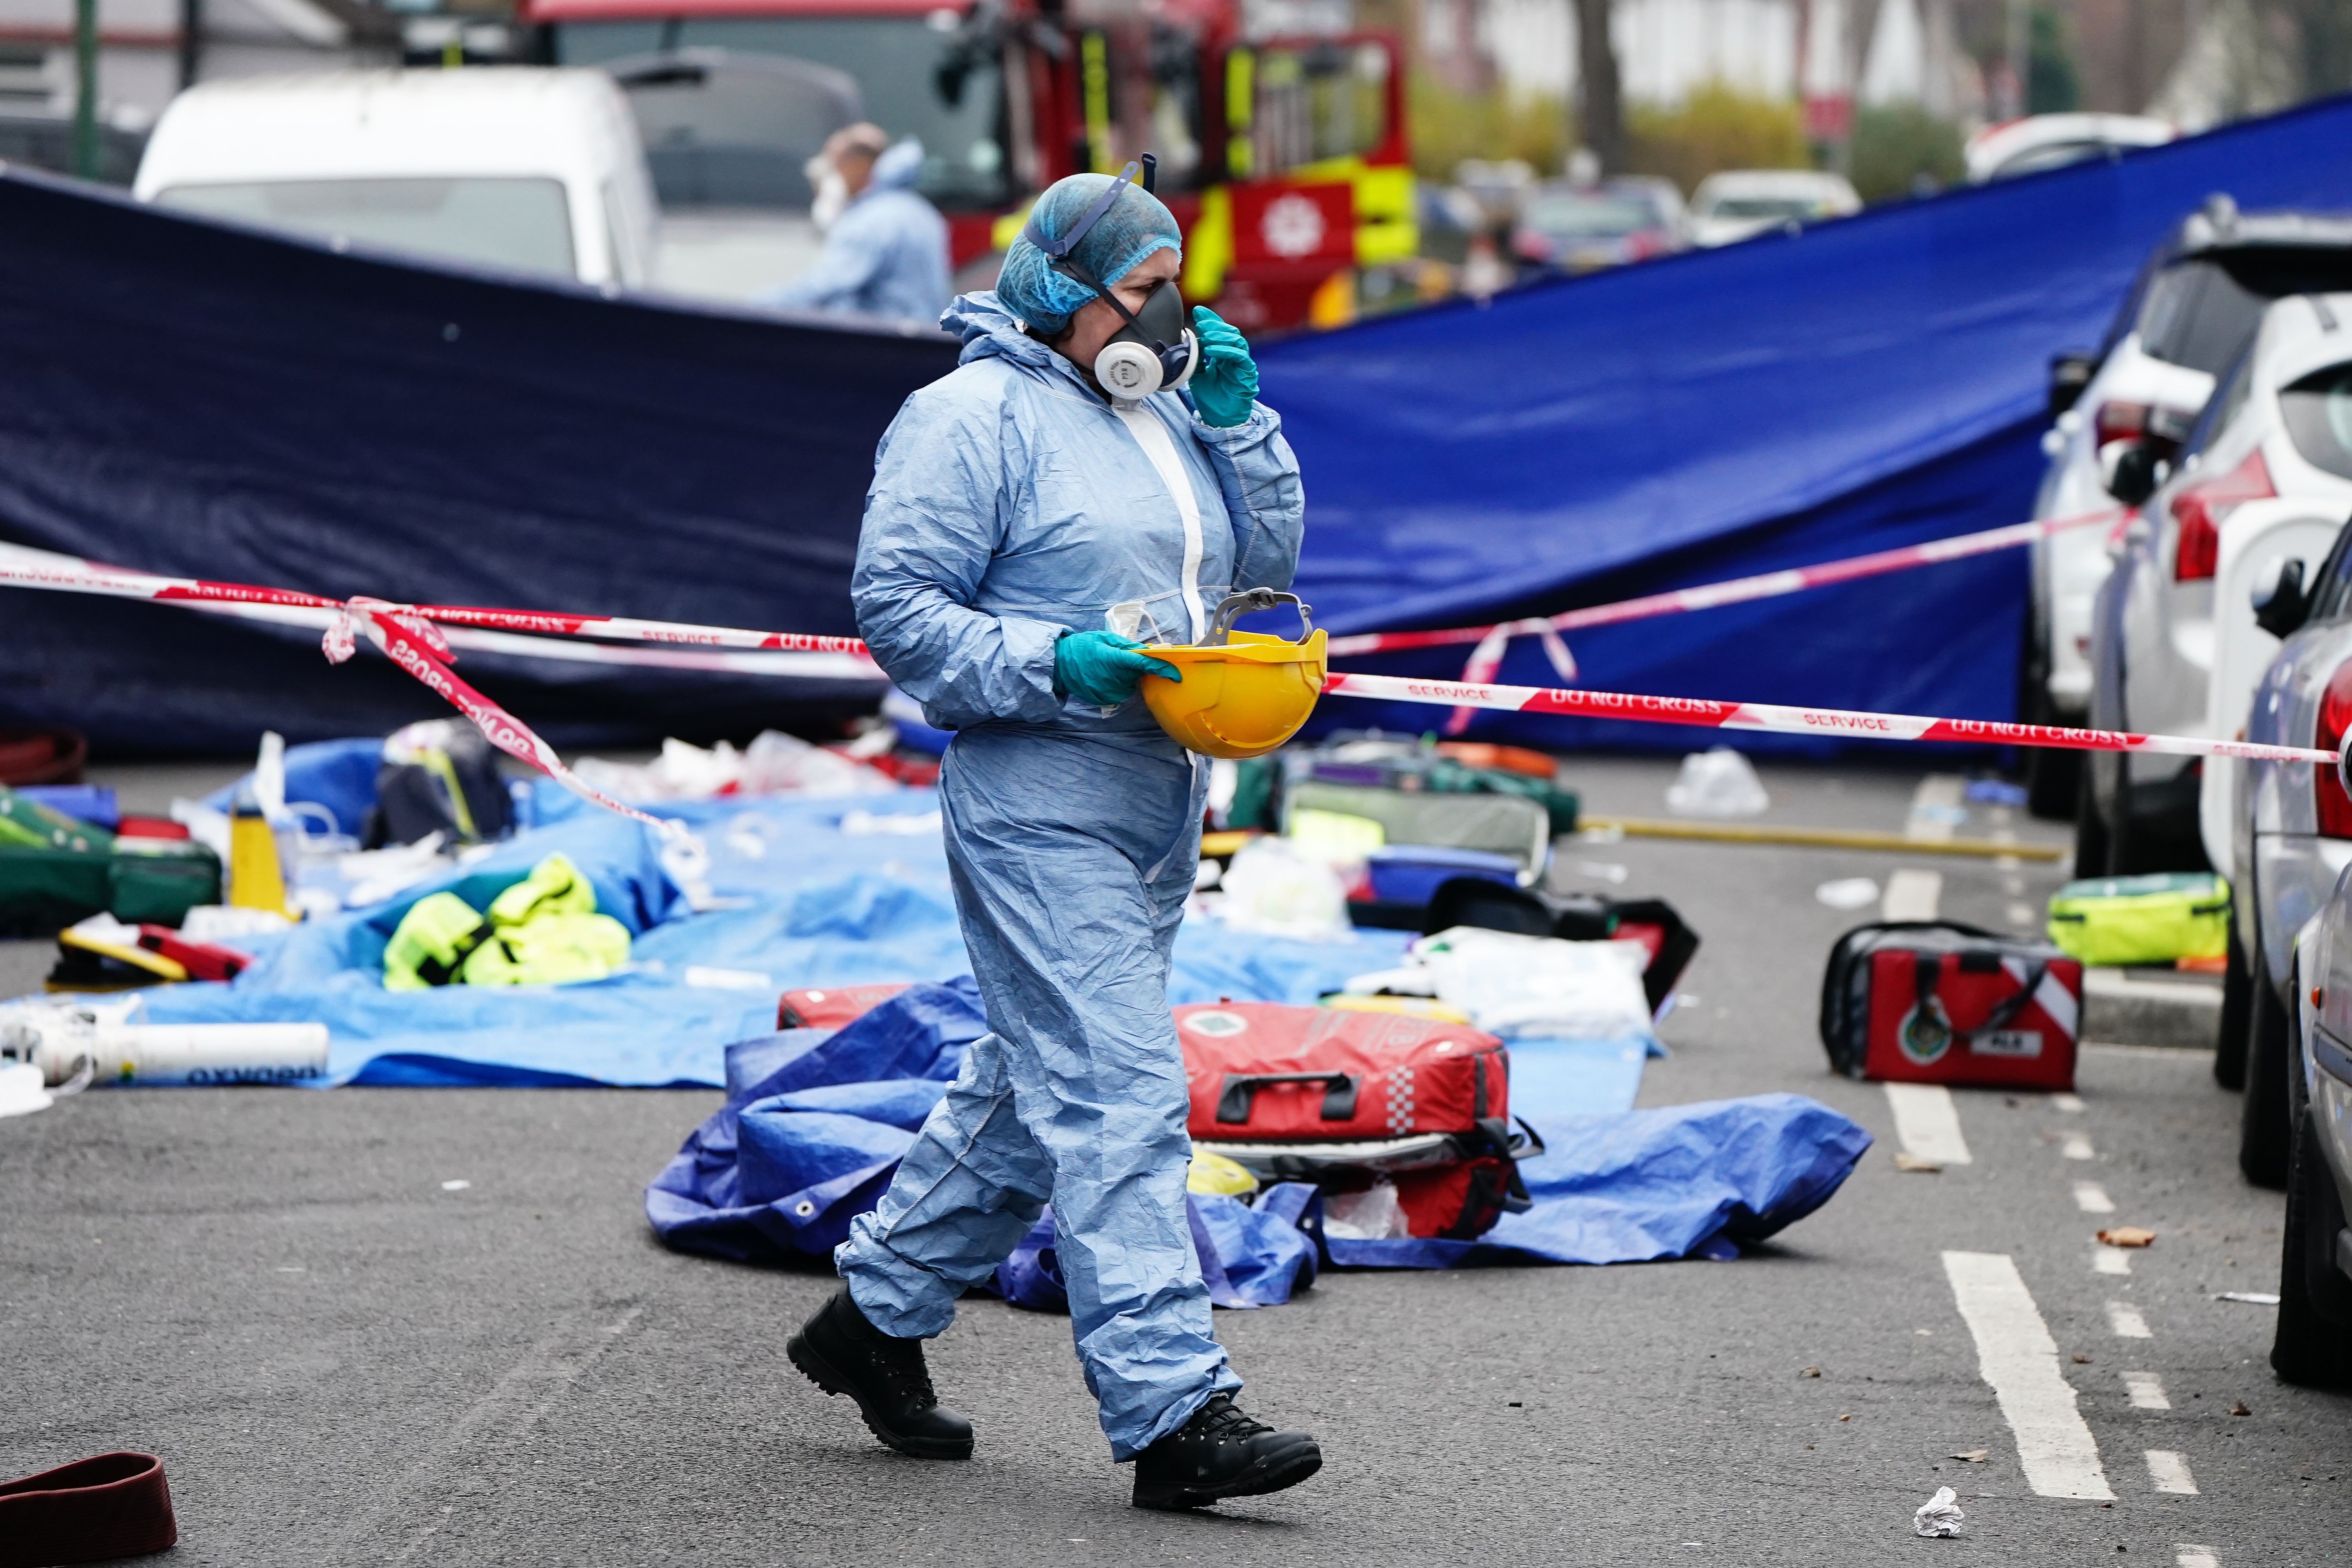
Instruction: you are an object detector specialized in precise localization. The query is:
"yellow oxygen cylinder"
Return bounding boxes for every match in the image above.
[227,786,294,918]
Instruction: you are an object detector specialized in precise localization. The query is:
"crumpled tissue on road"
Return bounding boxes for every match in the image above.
[1913,1485,1964,1537]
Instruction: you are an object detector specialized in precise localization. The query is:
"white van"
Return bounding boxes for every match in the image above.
[133,68,660,289]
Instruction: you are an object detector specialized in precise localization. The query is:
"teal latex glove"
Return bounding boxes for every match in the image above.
[1188,306,1259,428]
[1054,630,1181,706]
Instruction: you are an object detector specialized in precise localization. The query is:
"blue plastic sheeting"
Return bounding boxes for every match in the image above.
[0,167,944,753]
[1325,1094,1873,1269]
[1267,95,2352,755]
[647,985,1863,1300]
[137,787,1414,1087]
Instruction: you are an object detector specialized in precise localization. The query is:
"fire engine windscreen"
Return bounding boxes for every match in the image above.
[994,171,1181,337]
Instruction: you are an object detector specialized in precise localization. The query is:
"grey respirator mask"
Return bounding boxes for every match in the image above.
[1020,154,1199,401]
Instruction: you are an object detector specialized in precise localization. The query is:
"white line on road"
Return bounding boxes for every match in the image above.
[1942,1250,2115,1500]
[2075,1181,2116,1213]
[2063,1133,2096,1160]
[1883,867,1945,920]
[1886,1082,1973,1164]
[2054,1093,2087,1112]
[2095,1247,2132,1275]
[2123,1371,2171,1409]
[1907,775,1965,843]
[2107,1301,2153,1338]
[2175,1546,2218,1568]
[2147,1450,2199,1494]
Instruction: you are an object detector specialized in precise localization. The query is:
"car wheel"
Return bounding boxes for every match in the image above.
[2270,1107,2352,1387]
[2241,961,2295,1188]
[2072,767,2109,880]
[2217,911,2253,1092]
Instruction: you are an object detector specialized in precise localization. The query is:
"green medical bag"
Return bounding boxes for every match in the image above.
[2045,871,2230,967]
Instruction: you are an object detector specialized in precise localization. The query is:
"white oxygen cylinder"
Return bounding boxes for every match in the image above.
[3,1006,330,1087]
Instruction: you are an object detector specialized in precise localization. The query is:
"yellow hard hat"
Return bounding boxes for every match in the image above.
[1141,590,1326,760]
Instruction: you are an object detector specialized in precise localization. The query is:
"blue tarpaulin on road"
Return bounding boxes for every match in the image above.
[137,785,1417,1086]
[644,980,1869,1300]
[12,101,2352,755]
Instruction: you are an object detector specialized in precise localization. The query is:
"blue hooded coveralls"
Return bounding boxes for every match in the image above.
[766,139,951,324]
[836,289,1304,1460]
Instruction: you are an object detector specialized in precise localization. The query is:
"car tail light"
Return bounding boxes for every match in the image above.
[2171,447,2274,582]
[2315,658,2352,837]
[2094,401,2149,446]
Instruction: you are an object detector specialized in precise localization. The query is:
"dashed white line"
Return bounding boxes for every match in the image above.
[2063,1133,2096,1160]
[2107,1301,2153,1338]
[1886,1082,1973,1165]
[2122,1370,2170,1409]
[1883,867,1945,921]
[2075,1181,2116,1213]
[2095,1246,2132,1276]
[2147,1450,2199,1494]
[1906,775,1965,844]
[1942,1250,2115,1500]
[2054,1093,2086,1112]
[2175,1546,2218,1568]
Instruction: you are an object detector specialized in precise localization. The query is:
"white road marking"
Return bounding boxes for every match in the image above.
[1883,867,1945,920]
[1886,1082,1973,1164]
[2107,1301,2153,1338]
[2095,1247,2132,1275]
[2123,1371,2170,1409]
[2063,1133,2096,1160]
[1941,1250,2116,1500]
[2176,1546,2218,1568]
[1907,775,1965,843]
[2147,1450,2199,1494]
[2075,1181,2116,1213]
[2009,901,2039,927]
[2054,1093,2087,1112]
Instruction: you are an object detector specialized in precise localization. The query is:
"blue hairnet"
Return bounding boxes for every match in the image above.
[995,172,1181,336]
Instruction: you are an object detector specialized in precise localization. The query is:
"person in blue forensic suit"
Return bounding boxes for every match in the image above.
[764,124,950,324]
[785,163,1319,1512]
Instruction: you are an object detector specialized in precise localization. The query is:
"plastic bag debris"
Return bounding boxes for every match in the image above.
[1344,927,1657,1043]
[1913,1485,1964,1537]
[572,732,895,803]
[1210,836,1352,941]
[1665,748,1769,818]
[0,1060,53,1118]
[1816,877,1882,910]
[1323,1182,1412,1240]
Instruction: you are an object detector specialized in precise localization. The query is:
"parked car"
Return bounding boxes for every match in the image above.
[1510,177,1684,274]
[2211,502,2352,1185]
[2270,850,2352,1384]
[2082,291,2352,880]
[133,68,659,289]
[2025,203,2352,819]
[1964,112,2173,184]
[1684,169,1858,248]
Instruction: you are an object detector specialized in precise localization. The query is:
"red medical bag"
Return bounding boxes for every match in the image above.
[1819,922,2083,1090]
[1175,1001,1535,1240]
[777,982,913,1031]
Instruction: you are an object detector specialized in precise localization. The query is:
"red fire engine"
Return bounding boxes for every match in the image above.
[521,0,1414,330]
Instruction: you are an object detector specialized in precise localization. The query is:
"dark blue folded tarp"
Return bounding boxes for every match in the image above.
[645,977,1869,1302]
[1271,93,2352,754]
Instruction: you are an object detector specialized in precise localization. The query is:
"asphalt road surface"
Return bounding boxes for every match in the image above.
[2,754,2344,1565]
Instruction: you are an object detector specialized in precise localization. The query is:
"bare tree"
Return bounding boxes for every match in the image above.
[1575,0,1628,173]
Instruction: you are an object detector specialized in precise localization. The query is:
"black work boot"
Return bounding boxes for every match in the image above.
[1131,1393,1321,1510]
[787,1287,974,1459]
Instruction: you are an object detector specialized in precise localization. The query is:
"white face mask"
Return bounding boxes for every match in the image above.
[807,156,850,231]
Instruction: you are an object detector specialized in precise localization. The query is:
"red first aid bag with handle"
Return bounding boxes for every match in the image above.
[1175,1001,1537,1240]
[1819,921,2083,1090]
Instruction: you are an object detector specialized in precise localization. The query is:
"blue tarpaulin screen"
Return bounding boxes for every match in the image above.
[7,97,2352,753]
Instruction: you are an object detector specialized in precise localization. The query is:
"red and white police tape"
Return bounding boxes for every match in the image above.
[1320,669,2344,766]
[1322,505,2124,661]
